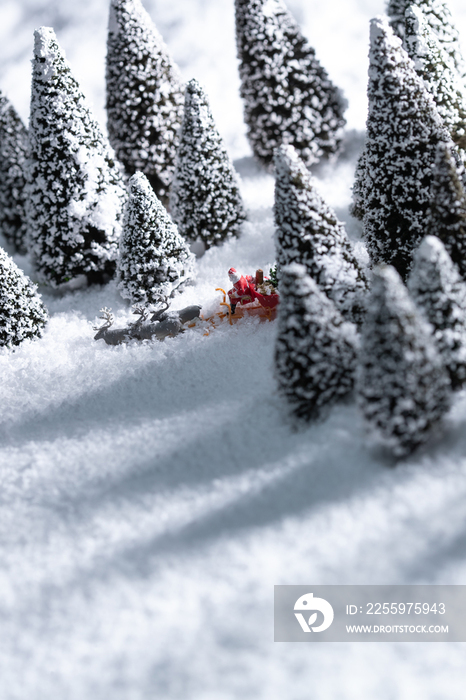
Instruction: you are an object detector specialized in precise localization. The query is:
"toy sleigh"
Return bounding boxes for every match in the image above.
[202,267,279,331]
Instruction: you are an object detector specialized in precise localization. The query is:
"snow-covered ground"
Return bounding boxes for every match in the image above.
[1,1,466,698]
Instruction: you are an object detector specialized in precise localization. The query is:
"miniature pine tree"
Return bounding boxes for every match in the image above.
[274,263,358,422]
[26,27,127,287]
[357,265,450,457]
[408,235,466,390]
[117,171,196,304]
[427,140,466,280]
[234,0,347,169]
[106,0,184,201]
[170,80,246,249]
[0,91,28,254]
[387,0,465,77]
[363,16,452,280]
[0,246,48,348]
[274,145,369,325]
[404,5,466,151]
[350,146,367,222]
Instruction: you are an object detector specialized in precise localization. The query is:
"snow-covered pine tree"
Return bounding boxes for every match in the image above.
[274,144,369,325]
[350,146,367,222]
[117,171,195,304]
[0,91,28,254]
[408,235,466,390]
[363,16,452,280]
[106,0,184,201]
[0,245,48,348]
[357,265,450,457]
[234,0,347,169]
[26,27,127,287]
[427,140,466,279]
[274,263,357,422]
[170,80,246,249]
[404,5,466,152]
[387,0,466,78]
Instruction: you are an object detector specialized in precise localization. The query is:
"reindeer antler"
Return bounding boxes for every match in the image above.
[93,307,114,331]
[150,294,170,321]
[130,306,149,327]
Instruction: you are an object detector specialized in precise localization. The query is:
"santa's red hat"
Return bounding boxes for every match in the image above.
[228,267,240,284]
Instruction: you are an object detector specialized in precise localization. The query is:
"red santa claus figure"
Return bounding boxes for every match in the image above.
[227,268,255,313]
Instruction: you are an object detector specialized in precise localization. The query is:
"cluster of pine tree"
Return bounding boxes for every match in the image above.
[352,4,466,454]
[275,1,466,457]
[275,229,465,457]
[1,0,354,349]
[352,10,466,280]
[3,0,466,461]
[1,0,248,346]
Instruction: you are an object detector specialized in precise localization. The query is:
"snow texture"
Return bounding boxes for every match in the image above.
[363,15,453,280]
[234,0,347,169]
[274,263,358,422]
[106,0,184,201]
[170,79,246,249]
[408,234,466,389]
[0,91,28,254]
[387,0,466,77]
[274,144,369,325]
[26,27,127,287]
[404,5,466,155]
[117,171,196,304]
[0,245,48,347]
[427,139,466,279]
[357,264,451,457]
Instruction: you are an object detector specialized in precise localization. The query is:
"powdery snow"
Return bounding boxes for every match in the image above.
[1,1,466,698]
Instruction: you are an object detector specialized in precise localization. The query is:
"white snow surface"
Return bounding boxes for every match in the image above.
[2,0,466,698]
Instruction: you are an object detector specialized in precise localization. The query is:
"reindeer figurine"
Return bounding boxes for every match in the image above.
[130,299,182,341]
[148,295,202,325]
[93,308,132,345]
[93,298,202,346]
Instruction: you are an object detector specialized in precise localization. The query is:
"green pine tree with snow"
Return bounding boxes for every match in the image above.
[0,245,48,348]
[363,16,452,280]
[427,140,466,280]
[106,0,184,202]
[408,235,466,390]
[404,5,466,152]
[274,144,369,325]
[387,0,466,77]
[234,0,347,169]
[26,27,127,288]
[357,265,450,457]
[0,91,28,254]
[275,263,358,422]
[117,171,195,305]
[170,79,246,250]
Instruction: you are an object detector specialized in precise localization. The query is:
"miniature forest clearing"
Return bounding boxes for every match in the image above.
[1,0,466,698]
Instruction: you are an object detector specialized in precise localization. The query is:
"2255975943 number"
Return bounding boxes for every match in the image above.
[366,603,446,614]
